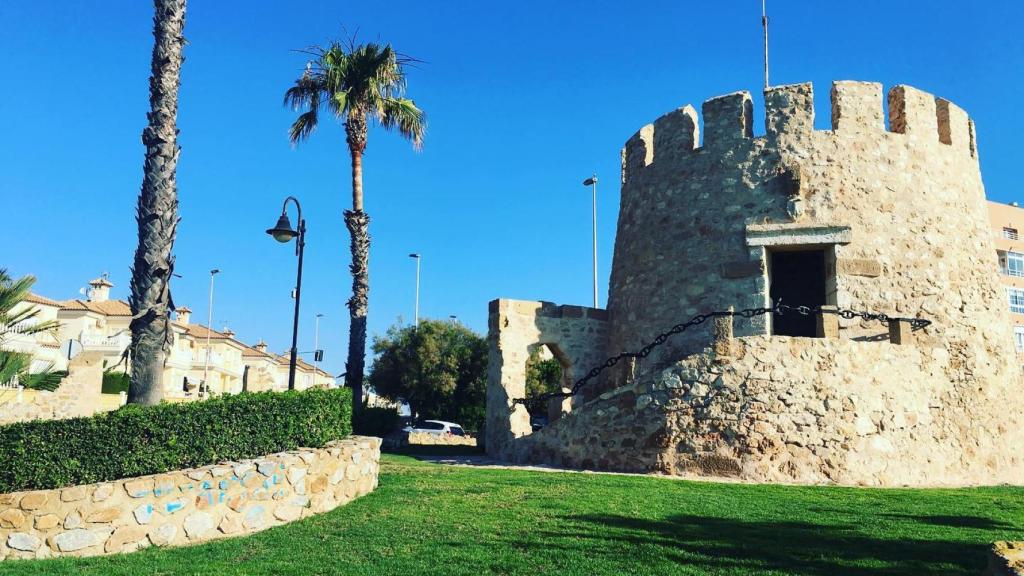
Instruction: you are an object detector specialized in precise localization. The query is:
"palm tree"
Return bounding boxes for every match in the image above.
[127,0,187,406]
[0,270,64,392]
[284,39,426,414]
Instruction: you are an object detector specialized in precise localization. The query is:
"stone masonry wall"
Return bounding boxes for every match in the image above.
[405,431,478,447]
[0,436,380,561]
[607,81,1013,385]
[512,334,1024,487]
[486,299,608,460]
[0,352,112,426]
[486,80,1023,487]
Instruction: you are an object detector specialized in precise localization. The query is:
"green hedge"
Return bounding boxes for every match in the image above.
[0,388,351,493]
[101,371,130,395]
[353,406,401,437]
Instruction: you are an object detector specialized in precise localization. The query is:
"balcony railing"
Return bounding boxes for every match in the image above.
[80,334,130,351]
[1003,266,1024,278]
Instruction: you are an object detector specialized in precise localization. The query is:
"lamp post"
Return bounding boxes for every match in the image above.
[582,174,599,308]
[409,253,421,325]
[266,196,305,391]
[201,268,221,397]
[314,313,324,374]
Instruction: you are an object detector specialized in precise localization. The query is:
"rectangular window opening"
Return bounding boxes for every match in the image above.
[1004,227,1019,241]
[769,249,827,337]
[1009,288,1024,315]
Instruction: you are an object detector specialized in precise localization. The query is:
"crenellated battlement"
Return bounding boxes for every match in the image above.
[621,81,978,184]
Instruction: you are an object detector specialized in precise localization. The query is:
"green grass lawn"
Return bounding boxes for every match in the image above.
[2,453,1022,576]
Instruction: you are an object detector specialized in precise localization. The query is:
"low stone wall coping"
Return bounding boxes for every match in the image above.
[0,436,381,561]
[990,541,1024,576]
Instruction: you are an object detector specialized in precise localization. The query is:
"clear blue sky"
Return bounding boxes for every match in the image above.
[2,1,1021,376]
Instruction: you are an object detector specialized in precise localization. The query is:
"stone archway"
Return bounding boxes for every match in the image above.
[486,299,609,459]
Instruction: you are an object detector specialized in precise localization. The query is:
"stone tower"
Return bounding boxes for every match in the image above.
[486,81,1024,486]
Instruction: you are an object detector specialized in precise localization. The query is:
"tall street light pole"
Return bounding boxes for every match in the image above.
[202,268,221,397]
[582,175,599,308]
[409,253,421,325]
[314,312,324,374]
[266,196,306,391]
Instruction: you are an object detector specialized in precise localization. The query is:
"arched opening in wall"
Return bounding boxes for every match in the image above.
[524,343,572,431]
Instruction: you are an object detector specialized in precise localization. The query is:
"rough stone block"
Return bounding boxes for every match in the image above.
[148,524,177,547]
[888,85,937,136]
[51,529,97,552]
[765,82,814,138]
[133,503,154,525]
[989,541,1024,576]
[183,512,215,539]
[34,513,60,530]
[653,105,699,161]
[60,485,88,502]
[0,509,27,529]
[721,260,764,279]
[702,91,753,148]
[63,511,82,529]
[86,507,121,524]
[18,491,48,511]
[92,483,114,502]
[817,306,840,339]
[273,505,302,522]
[7,532,41,553]
[888,320,914,345]
[218,514,243,535]
[830,81,883,131]
[837,258,881,277]
[105,525,148,553]
[123,479,153,499]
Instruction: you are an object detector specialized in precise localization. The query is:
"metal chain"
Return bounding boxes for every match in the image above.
[513,303,931,406]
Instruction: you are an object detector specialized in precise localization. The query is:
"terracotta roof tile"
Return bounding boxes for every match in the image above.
[59,299,132,317]
[25,293,61,307]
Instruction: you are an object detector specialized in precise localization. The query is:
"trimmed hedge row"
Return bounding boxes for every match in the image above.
[353,406,401,437]
[0,388,352,493]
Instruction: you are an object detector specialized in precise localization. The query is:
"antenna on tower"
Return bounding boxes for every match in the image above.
[762,0,770,90]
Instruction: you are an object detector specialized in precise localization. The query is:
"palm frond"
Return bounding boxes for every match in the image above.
[0,270,60,344]
[378,98,426,149]
[284,37,425,150]
[19,369,68,392]
[289,110,320,143]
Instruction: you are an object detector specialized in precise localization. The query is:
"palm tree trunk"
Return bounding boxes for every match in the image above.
[344,115,369,417]
[128,0,186,406]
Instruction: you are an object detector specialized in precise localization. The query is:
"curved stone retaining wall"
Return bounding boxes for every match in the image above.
[512,335,1024,487]
[0,436,380,560]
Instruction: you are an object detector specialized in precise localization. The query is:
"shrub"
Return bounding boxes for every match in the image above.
[0,388,351,493]
[353,406,401,437]
[101,370,130,394]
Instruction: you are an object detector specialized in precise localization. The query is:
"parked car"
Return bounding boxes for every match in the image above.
[530,416,548,432]
[403,420,467,436]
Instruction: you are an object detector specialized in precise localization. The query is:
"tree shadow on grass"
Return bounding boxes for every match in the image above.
[531,513,989,576]
[877,514,1015,530]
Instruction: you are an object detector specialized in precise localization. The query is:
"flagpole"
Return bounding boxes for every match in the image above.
[762,0,770,90]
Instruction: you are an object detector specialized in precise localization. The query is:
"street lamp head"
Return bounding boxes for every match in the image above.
[409,253,420,259]
[266,213,298,243]
[210,268,220,275]
[583,176,598,186]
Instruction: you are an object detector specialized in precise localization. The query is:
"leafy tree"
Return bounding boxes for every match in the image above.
[368,319,485,430]
[284,38,426,416]
[523,348,563,416]
[525,349,563,397]
[0,270,65,391]
[128,0,187,405]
